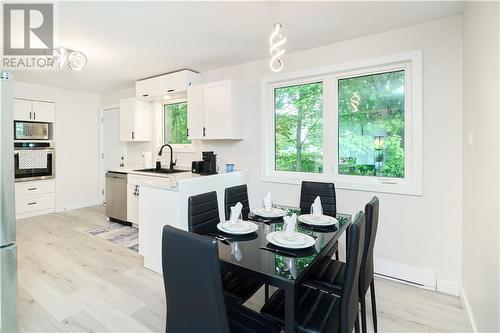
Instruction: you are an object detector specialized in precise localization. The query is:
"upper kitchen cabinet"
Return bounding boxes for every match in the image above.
[135,70,200,99]
[135,77,158,99]
[32,101,56,122]
[14,99,55,123]
[187,80,244,140]
[120,98,152,142]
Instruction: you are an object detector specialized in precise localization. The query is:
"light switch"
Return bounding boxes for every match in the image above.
[467,130,474,149]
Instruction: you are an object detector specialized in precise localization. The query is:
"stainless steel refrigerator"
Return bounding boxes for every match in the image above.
[0,71,18,333]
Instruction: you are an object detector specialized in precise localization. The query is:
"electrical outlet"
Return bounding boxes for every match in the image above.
[467,130,474,149]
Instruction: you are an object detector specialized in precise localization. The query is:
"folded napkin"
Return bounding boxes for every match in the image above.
[284,213,297,235]
[312,196,323,217]
[229,202,243,224]
[263,192,272,212]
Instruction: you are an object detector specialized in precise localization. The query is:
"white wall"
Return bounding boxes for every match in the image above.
[14,81,101,211]
[101,16,464,293]
[461,2,500,332]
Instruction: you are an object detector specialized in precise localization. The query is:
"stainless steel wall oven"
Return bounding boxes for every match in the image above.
[14,142,55,182]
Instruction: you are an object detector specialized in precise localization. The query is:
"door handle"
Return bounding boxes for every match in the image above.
[132,131,135,140]
[203,127,206,137]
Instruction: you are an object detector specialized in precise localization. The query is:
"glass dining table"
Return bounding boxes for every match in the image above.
[208,206,352,333]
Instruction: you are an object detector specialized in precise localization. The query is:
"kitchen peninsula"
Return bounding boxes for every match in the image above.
[134,170,247,273]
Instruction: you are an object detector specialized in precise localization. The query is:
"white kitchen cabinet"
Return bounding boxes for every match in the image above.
[187,80,243,140]
[15,179,56,219]
[158,70,200,96]
[127,183,139,226]
[14,99,55,122]
[32,101,55,122]
[135,70,200,99]
[135,77,159,98]
[186,85,205,140]
[120,98,152,142]
[14,99,32,121]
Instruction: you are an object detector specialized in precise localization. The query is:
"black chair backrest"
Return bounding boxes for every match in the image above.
[224,185,251,221]
[359,197,379,295]
[162,225,230,333]
[340,211,366,333]
[187,191,220,235]
[299,181,337,217]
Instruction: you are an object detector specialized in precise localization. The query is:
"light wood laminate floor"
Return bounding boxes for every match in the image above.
[16,206,471,332]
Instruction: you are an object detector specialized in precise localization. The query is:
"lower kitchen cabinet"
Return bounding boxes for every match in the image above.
[15,179,56,219]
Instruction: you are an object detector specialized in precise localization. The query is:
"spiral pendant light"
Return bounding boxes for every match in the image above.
[269,23,286,72]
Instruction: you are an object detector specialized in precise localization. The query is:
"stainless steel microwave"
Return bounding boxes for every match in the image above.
[14,121,49,140]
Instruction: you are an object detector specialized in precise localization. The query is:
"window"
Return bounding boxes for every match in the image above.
[262,51,422,195]
[338,70,405,178]
[163,101,190,145]
[274,82,323,173]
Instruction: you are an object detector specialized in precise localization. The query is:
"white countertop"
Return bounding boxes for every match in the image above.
[108,167,244,191]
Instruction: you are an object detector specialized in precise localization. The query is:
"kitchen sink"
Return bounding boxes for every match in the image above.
[133,168,188,174]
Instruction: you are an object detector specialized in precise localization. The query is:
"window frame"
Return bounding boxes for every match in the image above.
[261,50,423,195]
[161,98,195,152]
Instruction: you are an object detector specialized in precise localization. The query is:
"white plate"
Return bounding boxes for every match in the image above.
[298,214,338,227]
[217,221,259,235]
[266,231,315,249]
[253,207,287,218]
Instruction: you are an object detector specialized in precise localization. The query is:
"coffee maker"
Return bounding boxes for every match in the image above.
[201,151,217,175]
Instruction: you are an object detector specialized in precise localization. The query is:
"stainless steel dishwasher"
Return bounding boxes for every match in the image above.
[105,171,128,223]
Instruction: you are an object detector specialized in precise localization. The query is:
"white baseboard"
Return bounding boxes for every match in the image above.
[375,258,436,289]
[460,284,478,332]
[56,199,101,212]
[437,279,460,296]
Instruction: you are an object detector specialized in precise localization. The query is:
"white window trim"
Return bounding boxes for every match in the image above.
[261,50,423,196]
[162,98,195,153]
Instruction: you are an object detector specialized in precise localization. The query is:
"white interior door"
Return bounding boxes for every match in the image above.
[102,108,125,200]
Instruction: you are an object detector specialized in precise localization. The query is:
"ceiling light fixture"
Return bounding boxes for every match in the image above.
[51,47,87,71]
[269,23,286,72]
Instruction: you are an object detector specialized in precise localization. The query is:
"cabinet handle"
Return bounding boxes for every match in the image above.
[29,112,32,119]
[203,127,206,137]
[142,94,148,97]
[186,128,189,137]
[28,187,37,191]
[166,89,174,93]
[34,112,36,120]
[132,132,135,140]
[28,202,37,205]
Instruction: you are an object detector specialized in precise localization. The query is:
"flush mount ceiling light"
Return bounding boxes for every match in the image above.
[269,23,286,72]
[51,47,87,71]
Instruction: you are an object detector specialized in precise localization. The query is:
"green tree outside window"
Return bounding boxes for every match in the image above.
[164,102,191,145]
[338,70,405,178]
[274,82,323,173]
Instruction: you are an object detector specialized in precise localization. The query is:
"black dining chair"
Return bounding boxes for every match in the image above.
[300,181,340,260]
[188,191,263,304]
[304,197,380,333]
[224,184,251,221]
[162,225,281,333]
[300,181,337,217]
[260,211,366,333]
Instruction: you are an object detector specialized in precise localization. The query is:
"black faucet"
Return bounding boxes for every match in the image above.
[158,144,177,171]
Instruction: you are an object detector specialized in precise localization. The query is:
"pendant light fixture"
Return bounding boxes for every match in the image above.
[269,23,286,72]
[51,47,87,71]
